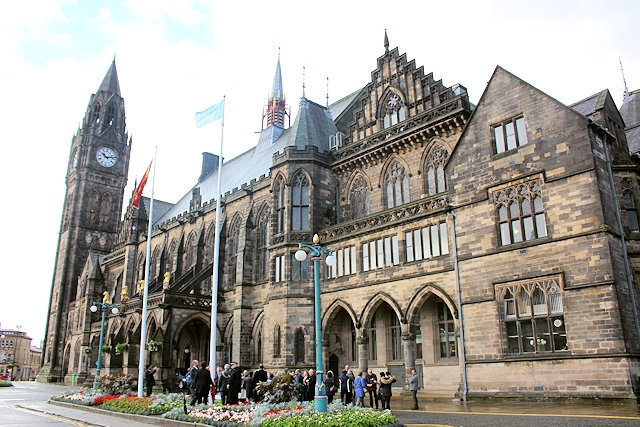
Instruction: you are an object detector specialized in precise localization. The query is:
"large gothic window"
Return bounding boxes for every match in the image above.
[497,277,567,355]
[183,232,197,271]
[256,208,270,281]
[291,172,309,230]
[494,179,548,245]
[274,178,285,234]
[226,218,240,287]
[385,162,410,209]
[382,93,406,129]
[621,179,639,232]
[166,240,176,273]
[99,193,112,225]
[92,104,101,124]
[349,174,370,220]
[203,226,215,266]
[150,246,162,280]
[105,104,116,126]
[274,325,281,357]
[294,328,305,363]
[425,144,449,195]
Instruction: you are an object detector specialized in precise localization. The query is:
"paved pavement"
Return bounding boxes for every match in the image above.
[2,381,639,426]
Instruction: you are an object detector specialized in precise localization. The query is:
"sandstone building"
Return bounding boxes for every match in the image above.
[39,34,640,400]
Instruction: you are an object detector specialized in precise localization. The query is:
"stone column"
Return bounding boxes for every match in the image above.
[357,335,369,372]
[402,332,416,391]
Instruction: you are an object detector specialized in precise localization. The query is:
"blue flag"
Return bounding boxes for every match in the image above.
[195,99,224,128]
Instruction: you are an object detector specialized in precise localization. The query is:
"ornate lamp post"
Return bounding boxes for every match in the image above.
[295,234,336,413]
[90,300,119,390]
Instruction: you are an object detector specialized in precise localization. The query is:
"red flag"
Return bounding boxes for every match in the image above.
[131,161,152,209]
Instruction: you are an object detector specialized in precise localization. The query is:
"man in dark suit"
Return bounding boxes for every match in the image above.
[226,362,242,405]
[193,361,213,405]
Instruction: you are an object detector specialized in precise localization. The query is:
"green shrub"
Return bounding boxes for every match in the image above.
[262,407,398,427]
[99,393,183,415]
[0,380,12,387]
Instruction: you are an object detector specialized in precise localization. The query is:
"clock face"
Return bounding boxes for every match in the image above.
[96,147,117,167]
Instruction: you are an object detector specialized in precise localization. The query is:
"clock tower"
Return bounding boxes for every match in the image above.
[38,60,131,382]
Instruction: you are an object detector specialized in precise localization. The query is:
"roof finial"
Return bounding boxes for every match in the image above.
[326,76,329,107]
[620,57,630,104]
[384,29,389,53]
[302,65,306,98]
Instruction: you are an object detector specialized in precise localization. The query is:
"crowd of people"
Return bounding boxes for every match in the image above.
[176,361,406,409]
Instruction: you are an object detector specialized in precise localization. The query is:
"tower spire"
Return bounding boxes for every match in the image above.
[98,58,121,96]
[263,51,288,128]
[620,57,630,103]
[326,75,329,107]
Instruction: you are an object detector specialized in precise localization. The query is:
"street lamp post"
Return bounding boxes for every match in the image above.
[90,301,119,390]
[295,234,336,413]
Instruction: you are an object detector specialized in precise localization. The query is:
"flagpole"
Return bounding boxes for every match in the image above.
[138,146,157,397]
[210,96,225,387]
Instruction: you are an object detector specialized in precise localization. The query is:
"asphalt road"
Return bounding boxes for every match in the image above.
[0,381,151,427]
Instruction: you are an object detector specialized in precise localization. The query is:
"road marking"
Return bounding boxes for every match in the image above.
[396,408,640,420]
[8,404,102,426]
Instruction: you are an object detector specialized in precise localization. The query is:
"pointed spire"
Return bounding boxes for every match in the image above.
[384,29,389,53]
[326,75,329,107]
[272,48,284,101]
[620,57,630,104]
[98,59,121,96]
[302,65,306,98]
[263,51,288,129]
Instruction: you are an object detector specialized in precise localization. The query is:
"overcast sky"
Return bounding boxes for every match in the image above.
[0,0,637,344]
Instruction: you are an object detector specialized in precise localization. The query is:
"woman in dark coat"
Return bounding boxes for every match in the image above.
[378,371,396,410]
[194,361,213,405]
[324,370,336,404]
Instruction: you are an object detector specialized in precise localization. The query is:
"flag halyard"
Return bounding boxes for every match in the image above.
[195,99,224,128]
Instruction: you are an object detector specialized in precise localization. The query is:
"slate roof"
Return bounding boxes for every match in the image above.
[621,89,640,155]
[328,88,362,122]
[156,97,338,224]
[569,90,608,118]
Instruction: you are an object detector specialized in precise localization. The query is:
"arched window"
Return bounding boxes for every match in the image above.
[274,325,281,357]
[105,104,115,126]
[294,328,305,363]
[291,172,309,230]
[150,246,162,280]
[274,178,285,234]
[203,226,215,265]
[166,240,176,273]
[382,93,406,128]
[350,174,370,219]
[425,144,449,195]
[621,179,639,232]
[256,208,270,281]
[226,218,241,287]
[92,104,101,124]
[183,232,197,270]
[384,162,410,208]
[495,180,548,245]
[256,331,262,365]
[136,253,145,293]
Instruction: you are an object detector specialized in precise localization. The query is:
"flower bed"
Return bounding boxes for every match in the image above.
[52,388,402,426]
[163,401,401,426]
[51,389,109,406]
